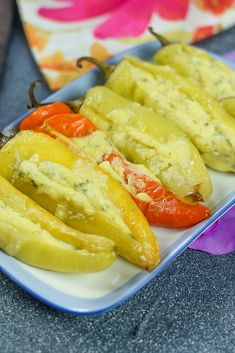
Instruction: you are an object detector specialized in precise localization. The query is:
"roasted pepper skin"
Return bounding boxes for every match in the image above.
[154,43,235,118]
[0,131,160,269]
[104,152,210,227]
[20,102,73,131]
[102,56,235,173]
[79,86,212,203]
[0,174,116,273]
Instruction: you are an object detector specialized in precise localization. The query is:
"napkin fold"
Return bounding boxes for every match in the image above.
[17,0,235,90]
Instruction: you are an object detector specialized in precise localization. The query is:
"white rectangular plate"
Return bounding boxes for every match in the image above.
[0,42,234,314]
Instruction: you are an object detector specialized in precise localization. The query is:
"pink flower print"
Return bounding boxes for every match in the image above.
[94,0,189,39]
[38,0,125,22]
[38,0,189,39]
[94,0,156,39]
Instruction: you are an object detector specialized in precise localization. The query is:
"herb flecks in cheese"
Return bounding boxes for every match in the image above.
[14,158,130,234]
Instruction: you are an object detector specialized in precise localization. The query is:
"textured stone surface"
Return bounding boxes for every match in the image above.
[0,13,235,353]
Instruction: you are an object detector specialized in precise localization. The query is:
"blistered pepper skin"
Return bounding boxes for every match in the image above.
[0,131,160,269]
[104,56,235,173]
[0,174,116,273]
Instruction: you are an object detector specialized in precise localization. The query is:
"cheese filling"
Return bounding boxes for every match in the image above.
[72,131,113,163]
[126,65,233,158]
[85,112,204,198]
[72,131,158,203]
[14,158,130,234]
[0,200,75,256]
[171,49,235,100]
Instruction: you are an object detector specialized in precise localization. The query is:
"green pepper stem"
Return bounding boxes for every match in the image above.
[76,57,114,80]
[67,98,84,113]
[27,80,48,109]
[27,80,83,112]
[148,27,171,47]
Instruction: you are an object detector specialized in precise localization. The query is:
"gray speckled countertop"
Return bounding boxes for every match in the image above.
[0,13,235,353]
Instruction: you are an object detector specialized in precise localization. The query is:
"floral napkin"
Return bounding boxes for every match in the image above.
[17,0,235,90]
[16,0,235,255]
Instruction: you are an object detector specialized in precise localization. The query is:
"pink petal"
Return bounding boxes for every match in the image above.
[189,205,235,255]
[154,0,189,20]
[38,0,124,22]
[94,0,156,39]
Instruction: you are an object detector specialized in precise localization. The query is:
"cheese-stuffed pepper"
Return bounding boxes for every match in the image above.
[0,130,160,269]
[19,107,210,228]
[77,56,235,173]
[67,85,212,203]
[0,174,116,272]
[151,30,235,118]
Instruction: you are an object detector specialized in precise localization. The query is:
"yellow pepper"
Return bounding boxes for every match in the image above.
[0,130,160,269]
[221,98,235,118]
[0,174,116,272]
[152,33,235,118]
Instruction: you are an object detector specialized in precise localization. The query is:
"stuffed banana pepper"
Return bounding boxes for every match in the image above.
[0,174,116,272]
[55,84,212,204]
[0,130,160,269]
[151,30,235,118]
[19,101,210,228]
[77,56,235,173]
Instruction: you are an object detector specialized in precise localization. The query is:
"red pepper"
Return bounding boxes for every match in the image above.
[42,114,97,137]
[20,102,73,131]
[105,152,210,228]
[20,80,73,131]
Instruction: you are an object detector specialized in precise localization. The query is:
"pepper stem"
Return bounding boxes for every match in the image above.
[148,27,171,47]
[67,98,84,113]
[27,80,47,109]
[186,190,204,203]
[76,57,114,80]
[0,131,16,149]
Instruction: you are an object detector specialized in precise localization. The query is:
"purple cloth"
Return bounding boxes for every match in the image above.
[223,50,235,62]
[189,51,235,255]
[189,205,235,255]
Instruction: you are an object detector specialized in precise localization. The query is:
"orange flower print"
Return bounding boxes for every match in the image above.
[193,24,222,41]
[39,47,110,90]
[193,0,235,15]
[23,23,48,52]
[90,42,110,62]
[40,50,77,72]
